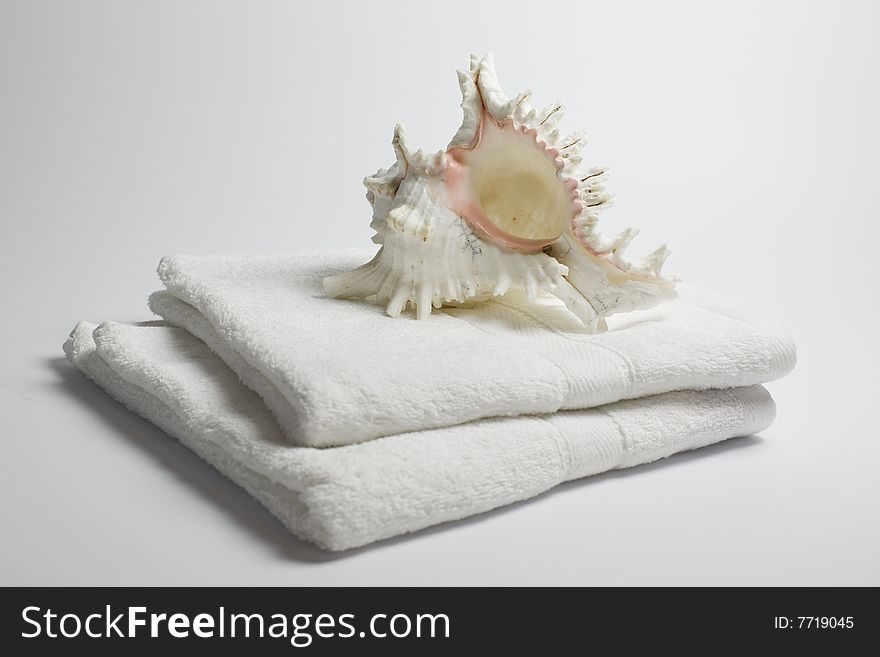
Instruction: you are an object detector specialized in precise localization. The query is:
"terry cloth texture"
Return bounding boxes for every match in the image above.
[149,250,796,447]
[65,320,776,551]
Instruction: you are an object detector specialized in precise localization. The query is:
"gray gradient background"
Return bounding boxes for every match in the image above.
[2,0,878,585]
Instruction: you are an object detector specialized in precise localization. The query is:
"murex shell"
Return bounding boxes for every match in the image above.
[323,53,677,332]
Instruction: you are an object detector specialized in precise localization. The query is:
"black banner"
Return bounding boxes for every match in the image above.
[1,587,875,653]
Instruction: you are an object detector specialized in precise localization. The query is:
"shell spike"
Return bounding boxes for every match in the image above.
[580,166,608,183]
[385,283,411,319]
[512,89,533,125]
[476,53,513,120]
[583,190,615,211]
[415,284,433,321]
[449,65,482,149]
[644,244,671,274]
[392,123,415,162]
[513,89,532,106]
[581,185,611,203]
[612,227,639,254]
[538,102,565,130]
[563,155,583,171]
[559,132,587,157]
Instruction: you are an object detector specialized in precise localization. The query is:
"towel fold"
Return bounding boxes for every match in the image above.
[150,250,796,447]
[64,320,776,551]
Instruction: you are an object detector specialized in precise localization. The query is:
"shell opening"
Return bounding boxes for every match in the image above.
[445,114,579,253]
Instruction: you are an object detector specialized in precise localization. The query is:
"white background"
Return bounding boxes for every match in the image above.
[2,0,878,585]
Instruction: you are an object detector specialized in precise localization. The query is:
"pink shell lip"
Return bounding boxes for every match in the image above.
[444,111,584,254]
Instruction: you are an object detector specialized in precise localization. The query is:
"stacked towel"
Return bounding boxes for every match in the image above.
[64,249,796,550]
[149,251,794,446]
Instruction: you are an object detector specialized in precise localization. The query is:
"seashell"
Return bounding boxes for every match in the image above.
[323,54,677,331]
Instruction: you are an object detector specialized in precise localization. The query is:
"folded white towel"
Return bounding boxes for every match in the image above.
[65,320,776,551]
[150,250,796,447]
